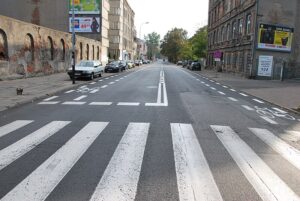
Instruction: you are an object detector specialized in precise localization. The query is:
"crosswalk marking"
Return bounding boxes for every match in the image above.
[230,89,236,92]
[0,121,70,171]
[109,82,115,85]
[249,128,300,170]
[222,86,228,88]
[38,101,59,105]
[218,91,226,95]
[89,102,112,106]
[101,85,108,88]
[210,87,216,90]
[90,82,96,85]
[171,124,223,201]
[260,116,278,125]
[0,120,33,138]
[43,96,58,101]
[281,130,300,142]
[89,123,149,201]
[1,122,108,201]
[74,95,87,101]
[90,89,99,94]
[62,101,86,105]
[241,105,254,111]
[211,125,300,201]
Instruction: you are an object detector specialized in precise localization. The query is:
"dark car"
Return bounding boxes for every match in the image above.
[190,61,201,71]
[105,61,122,73]
[119,61,128,71]
[182,60,188,67]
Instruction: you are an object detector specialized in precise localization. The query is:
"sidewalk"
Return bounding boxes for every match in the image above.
[196,69,300,113]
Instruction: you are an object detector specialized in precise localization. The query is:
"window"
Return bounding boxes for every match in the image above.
[97,46,100,60]
[246,14,252,34]
[227,24,231,40]
[238,19,244,35]
[86,44,89,60]
[92,45,95,60]
[232,21,237,39]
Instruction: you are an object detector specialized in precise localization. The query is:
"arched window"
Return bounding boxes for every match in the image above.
[48,36,54,60]
[0,29,8,60]
[80,42,83,60]
[86,44,89,60]
[92,45,95,60]
[97,46,100,60]
[60,39,65,61]
[25,33,34,62]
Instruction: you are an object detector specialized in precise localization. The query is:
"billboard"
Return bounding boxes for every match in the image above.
[257,24,293,52]
[69,17,101,33]
[69,0,101,14]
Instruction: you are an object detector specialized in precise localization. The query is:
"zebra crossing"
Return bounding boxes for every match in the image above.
[0,120,299,200]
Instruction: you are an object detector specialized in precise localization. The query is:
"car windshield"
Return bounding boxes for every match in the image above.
[78,61,93,67]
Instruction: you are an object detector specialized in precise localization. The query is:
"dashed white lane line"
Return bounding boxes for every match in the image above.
[99,80,103,82]
[218,91,226,95]
[196,79,200,81]
[90,89,99,94]
[253,99,265,104]
[109,82,115,85]
[210,87,216,90]
[272,107,287,114]
[222,86,228,88]
[65,90,75,94]
[216,82,220,85]
[105,78,109,80]
[62,102,86,105]
[74,95,87,101]
[120,78,124,80]
[115,80,120,82]
[260,116,278,125]
[205,84,210,87]
[117,102,140,106]
[101,85,108,89]
[90,82,96,85]
[230,89,236,92]
[241,105,254,111]
[89,102,112,106]
[228,97,238,102]
[209,80,215,83]
[43,96,59,101]
[38,102,60,105]
[239,93,248,97]
[201,81,205,84]
[79,85,87,88]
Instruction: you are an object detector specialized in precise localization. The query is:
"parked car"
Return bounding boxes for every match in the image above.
[119,60,128,71]
[105,61,122,73]
[127,60,135,68]
[142,60,148,64]
[135,60,143,66]
[67,60,103,80]
[190,61,201,71]
[177,61,183,65]
[182,60,188,67]
[186,60,193,69]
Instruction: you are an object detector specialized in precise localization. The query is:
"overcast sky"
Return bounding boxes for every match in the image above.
[127,0,209,39]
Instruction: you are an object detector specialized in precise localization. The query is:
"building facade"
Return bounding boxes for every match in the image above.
[0,0,110,64]
[108,0,135,60]
[207,0,300,79]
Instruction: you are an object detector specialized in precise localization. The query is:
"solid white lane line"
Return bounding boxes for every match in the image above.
[272,107,287,114]
[211,125,300,201]
[218,91,226,95]
[101,85,108,89]
[1,122,108,201]
[0,121,70,171]
[239,93,248,97]
[249,128,300,170]
[230,89,236,92]
[65,90,75,94]
[89,123,149,201]
[117,102,140,106]
[38,101,60,105]
[62,101,86,105]
[90,82,96,85]
[89,102,112,106]
[210,87,216,90]
[281,130,300,142]
[74,95,87,101]
[43,96,59,101]
[222,86,228,88]
[253,99,265,104]
[109,82,115,85]
[171,124,223,201]
[163,80,168,107]
[260,116,278,125]
[241,105,254,111]
[90,89,99,94]
[228,97,238,102]
[0,120,33,138]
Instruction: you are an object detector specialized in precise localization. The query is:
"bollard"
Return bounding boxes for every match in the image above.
[16,88,23,95]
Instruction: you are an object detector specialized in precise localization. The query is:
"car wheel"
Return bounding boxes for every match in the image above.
[90,73,94,80]
[99,73,102,77]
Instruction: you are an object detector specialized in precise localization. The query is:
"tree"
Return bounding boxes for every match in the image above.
[144,32,160,60]
[190,26,208,58]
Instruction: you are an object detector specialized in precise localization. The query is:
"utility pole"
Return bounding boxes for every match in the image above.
[71,0,76,84]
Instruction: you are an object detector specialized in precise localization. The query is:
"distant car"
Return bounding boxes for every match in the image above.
[190,61,201,71]
[177,61,183,65]
[142,60,148,64]
[182,60,188,67]
[105,61,122,73]
[67,60,103,80]
[119,60,128,71]
[127,61,135,68]
[134,60,140,66]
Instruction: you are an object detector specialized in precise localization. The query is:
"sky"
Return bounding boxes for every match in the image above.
[127,0,209,39]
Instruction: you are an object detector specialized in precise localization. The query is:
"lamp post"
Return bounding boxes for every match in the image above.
[139,22,149,60]
[71,0,76,84]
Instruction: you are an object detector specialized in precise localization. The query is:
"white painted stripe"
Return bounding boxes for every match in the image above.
[196,79,200,81]
[218,91,226,95]
[90,82,96,85]
[228,97,238,102]
[109,82,115,85]
[89,123,149,201]
[230,89,236,92]
[101,85,108,89]
[210,80,215,83]
[74,95,87,101]
[211,125,300,201]
[115,79,120,82]
[38,101,60,105]
[242,105,254,111]
[272,107,287,114]
[201,81,205,84]
[157,84,162,104]
[90,89,99,94]
[281,130,300,142]
[210,87,216,90]
[62,101,86,105]
[239,93,248,97]
[43,96,58,101]
[222,86,228,88]
[65,90,75,94]
[0,120,33,138]
[89,102,112,106]
[253,99,265,104]
[105,78,109,80]
[120,78,124,80]
[145,103,166,107]
[216,82,220,85]
[99,80,103,82]
[205,84,210,87]
[171,124,223,201]
[0,121,70,171]
[79,85,87,88]
[1,122,108,201]
[117,102,140,106]
[260,116,278,125]
[163,78,168,107]
[249,128,300,170]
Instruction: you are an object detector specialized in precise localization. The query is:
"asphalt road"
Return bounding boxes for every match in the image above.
[0,61,300,201]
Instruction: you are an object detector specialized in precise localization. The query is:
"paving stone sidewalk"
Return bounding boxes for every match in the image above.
[197,69,300,113]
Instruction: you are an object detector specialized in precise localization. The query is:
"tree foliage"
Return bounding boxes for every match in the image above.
[144,32,160,60]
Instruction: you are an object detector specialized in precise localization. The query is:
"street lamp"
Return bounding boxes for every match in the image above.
[139,22,149,60]
[71,0,76,84]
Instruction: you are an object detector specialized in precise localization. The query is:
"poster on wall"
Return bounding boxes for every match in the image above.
[69,0,101,14]
[257,55,273,77]
[69,17,101,33]
[257,23,293,52]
